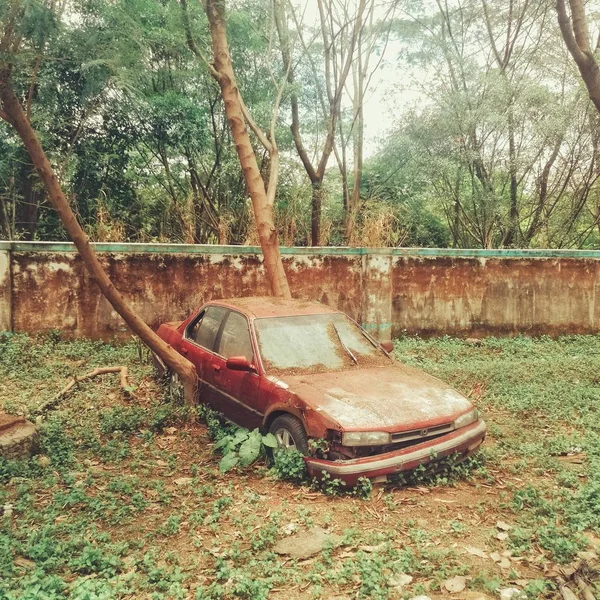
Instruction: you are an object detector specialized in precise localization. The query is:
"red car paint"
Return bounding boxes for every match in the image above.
[156,297,486,484]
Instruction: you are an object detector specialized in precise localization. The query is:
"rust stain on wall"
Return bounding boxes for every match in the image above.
[283,254,363,322]
[391,256,600,337]
[8,250,600,340]
[10,252,364,340]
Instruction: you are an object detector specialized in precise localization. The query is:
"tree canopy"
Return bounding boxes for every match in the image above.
[2,0,600,249]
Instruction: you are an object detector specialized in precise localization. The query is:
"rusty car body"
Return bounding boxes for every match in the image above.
[155,297,486,484]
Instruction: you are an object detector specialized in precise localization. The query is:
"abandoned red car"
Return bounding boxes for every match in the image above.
[155,297,485,484]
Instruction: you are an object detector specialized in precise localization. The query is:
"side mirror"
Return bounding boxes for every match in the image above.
[380,340,394,354]
[226,356,256,372]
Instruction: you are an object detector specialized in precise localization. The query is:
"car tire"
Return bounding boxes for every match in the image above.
[269,415,309,455]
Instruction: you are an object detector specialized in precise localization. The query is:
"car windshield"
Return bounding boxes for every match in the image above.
[254,313,390,375]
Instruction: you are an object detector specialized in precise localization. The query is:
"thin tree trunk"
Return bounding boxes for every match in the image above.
[205,0,291,299]
[311,181,323,246]
[0,79,198,405]
[348,37,364,243]
[503,106,519,246]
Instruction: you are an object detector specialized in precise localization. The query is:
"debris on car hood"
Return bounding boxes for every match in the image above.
[286,365,473,429]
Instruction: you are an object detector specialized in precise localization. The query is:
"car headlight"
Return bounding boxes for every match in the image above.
[341,431,392,446]
[454,408,479,430]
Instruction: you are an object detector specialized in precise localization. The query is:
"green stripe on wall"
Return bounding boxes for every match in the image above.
[2,241,600,260]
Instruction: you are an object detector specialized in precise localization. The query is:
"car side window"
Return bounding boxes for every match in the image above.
[187,306,227,351]
[217,311,254,361]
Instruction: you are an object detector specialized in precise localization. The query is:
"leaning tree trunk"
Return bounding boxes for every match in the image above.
[0,80,198,405]
[205,0,291,299]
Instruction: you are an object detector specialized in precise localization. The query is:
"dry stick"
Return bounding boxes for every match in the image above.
[559,583,580,600]
[37,367,132,414]
[574,574,597,600]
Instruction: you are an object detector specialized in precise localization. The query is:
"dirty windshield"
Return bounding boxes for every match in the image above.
[254,313,389,374]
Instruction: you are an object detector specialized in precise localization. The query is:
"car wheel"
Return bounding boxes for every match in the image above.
[269,415,309,455]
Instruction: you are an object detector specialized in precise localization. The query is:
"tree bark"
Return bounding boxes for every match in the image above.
[503,106,519,246]
[557,0,600,114]
[205,0,291,298]
[311,182,323,246]
[0,77,198,405]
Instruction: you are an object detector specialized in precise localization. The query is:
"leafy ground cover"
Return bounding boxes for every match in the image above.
[0,332,599,599]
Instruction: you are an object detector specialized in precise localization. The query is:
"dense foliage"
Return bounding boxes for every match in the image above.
[1,332,600,598]
[2,0,600,248]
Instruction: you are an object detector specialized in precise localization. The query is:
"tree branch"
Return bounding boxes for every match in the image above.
[239,95,273,152]
[179,0,220,79]
[569,0,590,53]
[556,0,587,65]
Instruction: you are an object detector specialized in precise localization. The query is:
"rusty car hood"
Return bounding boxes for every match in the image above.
[285,365,473,430]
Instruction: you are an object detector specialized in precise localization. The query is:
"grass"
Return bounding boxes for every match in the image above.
[0,331,599,598]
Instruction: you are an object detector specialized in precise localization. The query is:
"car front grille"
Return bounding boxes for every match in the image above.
[390,422,455,444]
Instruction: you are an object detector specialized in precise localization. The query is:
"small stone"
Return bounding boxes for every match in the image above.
[409,597,432,600]
[496,532,509,541]
[497,520,512,531]
[108,393,116,401]
[388,573,412,588]
[281,522,298,536]
[443,575,466,593]
[490,552,501,562]
[499,588,525,600]
[499,557,511,569]
[273,527,341,559]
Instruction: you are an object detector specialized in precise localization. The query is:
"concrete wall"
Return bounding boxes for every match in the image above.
[1,242,600,340]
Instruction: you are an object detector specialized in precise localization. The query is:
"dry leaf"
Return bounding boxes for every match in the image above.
[465,545,488,558]
[173,477,193,486]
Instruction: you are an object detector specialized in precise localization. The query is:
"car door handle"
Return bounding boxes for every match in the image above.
[212,364,221,373]
[181,348,188,355]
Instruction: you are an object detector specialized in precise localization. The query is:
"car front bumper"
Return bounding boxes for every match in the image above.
[304,419,486,486]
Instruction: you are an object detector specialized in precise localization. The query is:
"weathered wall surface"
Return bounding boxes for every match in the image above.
[0,250,10,332]
[1,242,600,340]
[391,255,600,337]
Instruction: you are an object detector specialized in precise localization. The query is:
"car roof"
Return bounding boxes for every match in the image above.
[207,297,340,318]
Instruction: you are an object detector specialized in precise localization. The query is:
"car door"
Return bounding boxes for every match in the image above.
[180,305,228,404]
[209,309,263,429]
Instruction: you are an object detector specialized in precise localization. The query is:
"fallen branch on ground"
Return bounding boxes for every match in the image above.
[574,573,596,600]
[36,367,133,414]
